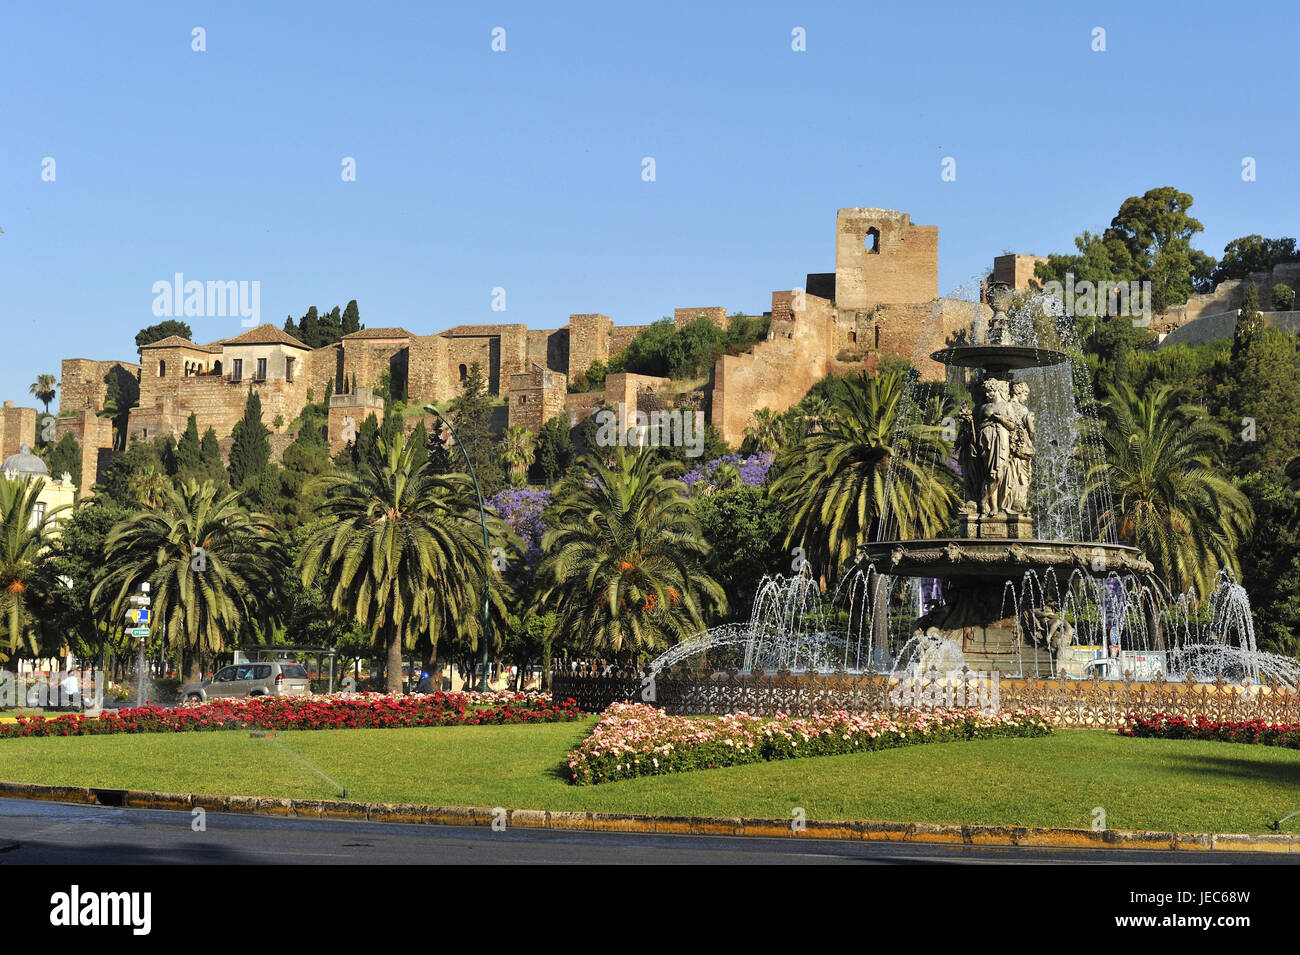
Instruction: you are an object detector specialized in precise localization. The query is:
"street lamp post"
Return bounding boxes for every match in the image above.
[423,404,492,692]
[124,581,151,705]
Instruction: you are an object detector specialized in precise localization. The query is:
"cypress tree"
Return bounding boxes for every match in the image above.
[341,299,362,335]
[47,432,83,488]
[199,427,222,467]
[176,413,201,473]
[450,361,503,495]
[407,420,429,463]
[157,434,179,476]
[1232,283,1264,366]
[319,306,342,346]
[228,388,272,488]
[298,307,321,348]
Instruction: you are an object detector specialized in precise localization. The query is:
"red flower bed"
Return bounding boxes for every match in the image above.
[0,691,583,739]
[1120,713,1300,748]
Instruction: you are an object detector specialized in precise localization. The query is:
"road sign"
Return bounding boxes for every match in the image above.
[129,628,150,638]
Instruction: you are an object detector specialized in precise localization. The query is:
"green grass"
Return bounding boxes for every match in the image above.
[1,721,1298,833]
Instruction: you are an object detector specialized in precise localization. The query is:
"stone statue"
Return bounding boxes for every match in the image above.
[954,374,1037,525]
[978,378,1017,516]
[986,284,1014,345]
[1007,380,1035,514]
[1030,607,1074,664]
[954,401,981,509]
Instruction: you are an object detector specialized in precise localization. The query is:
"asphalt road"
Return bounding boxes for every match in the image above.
[0,798,1290,864]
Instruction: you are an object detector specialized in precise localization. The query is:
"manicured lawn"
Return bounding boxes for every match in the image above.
[1,720,1298,833]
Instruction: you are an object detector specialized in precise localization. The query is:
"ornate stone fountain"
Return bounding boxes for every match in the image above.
[860,287,1154,674]
[624,283,1279,691]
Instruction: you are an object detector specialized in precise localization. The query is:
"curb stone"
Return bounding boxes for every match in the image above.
[0,779,1296,853]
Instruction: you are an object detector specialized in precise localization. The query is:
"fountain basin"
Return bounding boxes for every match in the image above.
[860,538,1154,580]
[930,344,1069,372]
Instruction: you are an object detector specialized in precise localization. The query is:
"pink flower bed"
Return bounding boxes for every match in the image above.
[0,691,583,738]
[565,703,1055,785]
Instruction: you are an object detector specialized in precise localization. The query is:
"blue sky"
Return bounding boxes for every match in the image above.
[2,0,1296,407]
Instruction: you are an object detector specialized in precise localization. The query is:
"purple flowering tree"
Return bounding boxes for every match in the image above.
[486,487,552,584]
[681,452,774,495]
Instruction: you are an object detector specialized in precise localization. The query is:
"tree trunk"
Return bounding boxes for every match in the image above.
[420,640,439,693]
[183,644,201,684]
[385,622,403,695]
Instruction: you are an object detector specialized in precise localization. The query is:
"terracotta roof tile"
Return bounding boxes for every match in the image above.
[139,335,205,350]
[220,324,310,349]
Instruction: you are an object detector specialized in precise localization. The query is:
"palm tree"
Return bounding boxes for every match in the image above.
[29,374,57,414]
[743,408,784,453]
[0,476,65,658]
[537,448,725,660]
[299,431,491,693]
[129,464,169,509]
[1089,383,1253,598]
[769,369,959,582]
[92,479,286,682]
[502,425,536,486]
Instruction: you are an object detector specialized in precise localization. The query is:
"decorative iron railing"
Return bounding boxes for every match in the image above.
[551,663,1300,728]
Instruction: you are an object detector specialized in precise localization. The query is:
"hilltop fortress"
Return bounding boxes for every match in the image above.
[44,207,1058,497]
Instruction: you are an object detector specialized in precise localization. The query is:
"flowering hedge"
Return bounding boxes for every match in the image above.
[566,703,1055,785]
[0,691,583,739]
[1121,713,1300,748]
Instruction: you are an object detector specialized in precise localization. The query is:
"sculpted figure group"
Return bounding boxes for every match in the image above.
[955,376,1036,517]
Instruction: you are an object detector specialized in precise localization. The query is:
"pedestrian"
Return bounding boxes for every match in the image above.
[61,671,80,710]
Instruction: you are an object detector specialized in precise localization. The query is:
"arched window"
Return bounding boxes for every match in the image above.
[158,359,166,378]
[213,360,222,375]
[459,364,468,383]
[865,228,880,254]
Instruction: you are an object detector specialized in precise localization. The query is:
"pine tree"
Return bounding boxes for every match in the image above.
[228,388,272,488]
[341,299,362,335]
[176,413,201,474]
[283,315,297,336]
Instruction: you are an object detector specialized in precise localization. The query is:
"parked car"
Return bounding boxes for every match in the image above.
[179,662,312,703]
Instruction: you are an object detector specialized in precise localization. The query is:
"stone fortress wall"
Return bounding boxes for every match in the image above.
[46,206,1096,493]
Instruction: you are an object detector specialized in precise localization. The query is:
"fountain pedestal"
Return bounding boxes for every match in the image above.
[959,512,1034,539]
